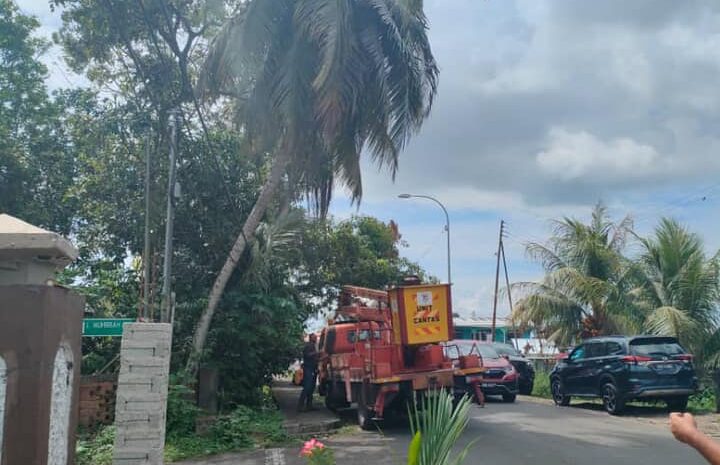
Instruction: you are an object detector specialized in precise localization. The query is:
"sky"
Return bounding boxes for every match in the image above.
[17,0,720,318]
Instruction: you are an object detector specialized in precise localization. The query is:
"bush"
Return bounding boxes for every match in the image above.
[532,371,552,399]
[166,382,200,438]
[689,388,716,413]
[211,405,288,448]
[77,402,287,463]
[76,426,115,465]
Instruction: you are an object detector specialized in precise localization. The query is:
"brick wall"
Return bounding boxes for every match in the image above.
[78,375,117,428]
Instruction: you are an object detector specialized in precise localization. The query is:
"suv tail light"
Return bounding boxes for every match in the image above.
[674,354,694,362]
[622,355,652,364]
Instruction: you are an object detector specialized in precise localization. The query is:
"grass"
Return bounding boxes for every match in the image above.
[532,371,552,399]
[76,405,289,465]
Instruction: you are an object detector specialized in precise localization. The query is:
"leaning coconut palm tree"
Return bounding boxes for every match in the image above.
[632,218,720,355]
[189,0,438,374]
[513,204,635,347]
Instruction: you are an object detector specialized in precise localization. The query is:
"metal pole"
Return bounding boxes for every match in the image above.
[491,220,504,342]
[161,112,178,323]
[398,194,451,284]
[143,133,152,321]
[444,210,451,286]
[501,241,519,349]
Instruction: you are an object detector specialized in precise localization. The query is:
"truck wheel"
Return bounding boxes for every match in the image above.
[325,383,349,412]
[502,393,517,403]
[357,402,376,430]
[357,383,377,431]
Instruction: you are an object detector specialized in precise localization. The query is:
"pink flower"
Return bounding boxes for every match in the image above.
[300,438,325,457]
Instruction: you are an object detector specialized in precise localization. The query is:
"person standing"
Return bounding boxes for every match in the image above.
[297,333,319,412]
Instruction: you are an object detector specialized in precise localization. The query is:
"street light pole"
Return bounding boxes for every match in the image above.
[398,194,451,285]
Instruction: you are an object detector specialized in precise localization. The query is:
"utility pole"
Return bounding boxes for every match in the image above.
[501,240,519,349]
[143,133,152,321]
[161,111,178,323]
[491,220,505,342]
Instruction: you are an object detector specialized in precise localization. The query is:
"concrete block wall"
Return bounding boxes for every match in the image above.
[112,323,172,465]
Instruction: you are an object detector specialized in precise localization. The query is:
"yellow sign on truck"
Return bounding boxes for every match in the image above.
[388,284,453,345]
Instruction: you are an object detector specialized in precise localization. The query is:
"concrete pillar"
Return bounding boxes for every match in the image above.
[0,214,82,465]
[113,323,172,465]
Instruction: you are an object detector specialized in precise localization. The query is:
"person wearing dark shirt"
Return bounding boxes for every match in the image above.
[297,333,319,412]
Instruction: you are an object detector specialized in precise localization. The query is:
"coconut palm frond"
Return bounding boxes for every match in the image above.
[408,390,474,465]
[644,306,698,340]
[201,0,437,214]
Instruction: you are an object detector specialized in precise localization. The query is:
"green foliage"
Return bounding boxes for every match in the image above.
[76,426,115,465]
[301,216,435,311]
[408,391,475,465]
[515,206,720,360]
[0,0,81,233]
[633,218,720,355]
[531,371,552,399]
[77,405,287,464]
[210,406,288,448]
[203,0,439,214]
[407,432,422,465]
[688,388,716,414]
[166,382,200,438]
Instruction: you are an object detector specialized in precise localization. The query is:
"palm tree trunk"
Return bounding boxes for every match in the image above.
[186,147,292,377]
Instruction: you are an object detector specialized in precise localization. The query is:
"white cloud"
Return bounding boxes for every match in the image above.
[536,128,662,181]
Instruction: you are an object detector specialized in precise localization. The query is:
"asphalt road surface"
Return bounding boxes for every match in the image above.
[383,399,707,465]
[179,398,708,465]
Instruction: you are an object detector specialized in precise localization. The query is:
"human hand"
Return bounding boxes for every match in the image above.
[670,412,701,445]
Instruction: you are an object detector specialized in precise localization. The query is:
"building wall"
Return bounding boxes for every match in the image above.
[454,326,508,342]
[454,326,533,342]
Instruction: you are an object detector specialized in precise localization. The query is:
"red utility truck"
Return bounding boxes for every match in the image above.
[317,282,485,429]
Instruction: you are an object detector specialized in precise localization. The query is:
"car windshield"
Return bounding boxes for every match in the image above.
[492,344,521,357]
[457,343,500,359]
[630,338,685,357]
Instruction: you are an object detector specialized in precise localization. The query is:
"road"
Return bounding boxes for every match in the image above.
[451,399,706,465]
[374,398,706,465]
[180,398,708,465]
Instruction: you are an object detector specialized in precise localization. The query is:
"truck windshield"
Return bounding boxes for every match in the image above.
[630,338,685,357]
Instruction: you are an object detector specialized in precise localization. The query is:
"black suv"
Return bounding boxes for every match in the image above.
[550,336,698,415]
[491,342,535,395]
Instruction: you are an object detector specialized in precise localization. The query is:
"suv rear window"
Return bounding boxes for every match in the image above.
[630,337,684,356]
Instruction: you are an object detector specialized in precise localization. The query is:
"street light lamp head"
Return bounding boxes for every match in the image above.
[398,194,412,199]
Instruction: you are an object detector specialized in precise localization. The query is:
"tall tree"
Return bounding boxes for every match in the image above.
[299,216,431,311]
[0,0,79,233]
[633,218,720,354]
[513,204,634,347]
[190,0,439,374]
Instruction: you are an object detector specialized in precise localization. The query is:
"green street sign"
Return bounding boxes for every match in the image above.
[82,318,135,337]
